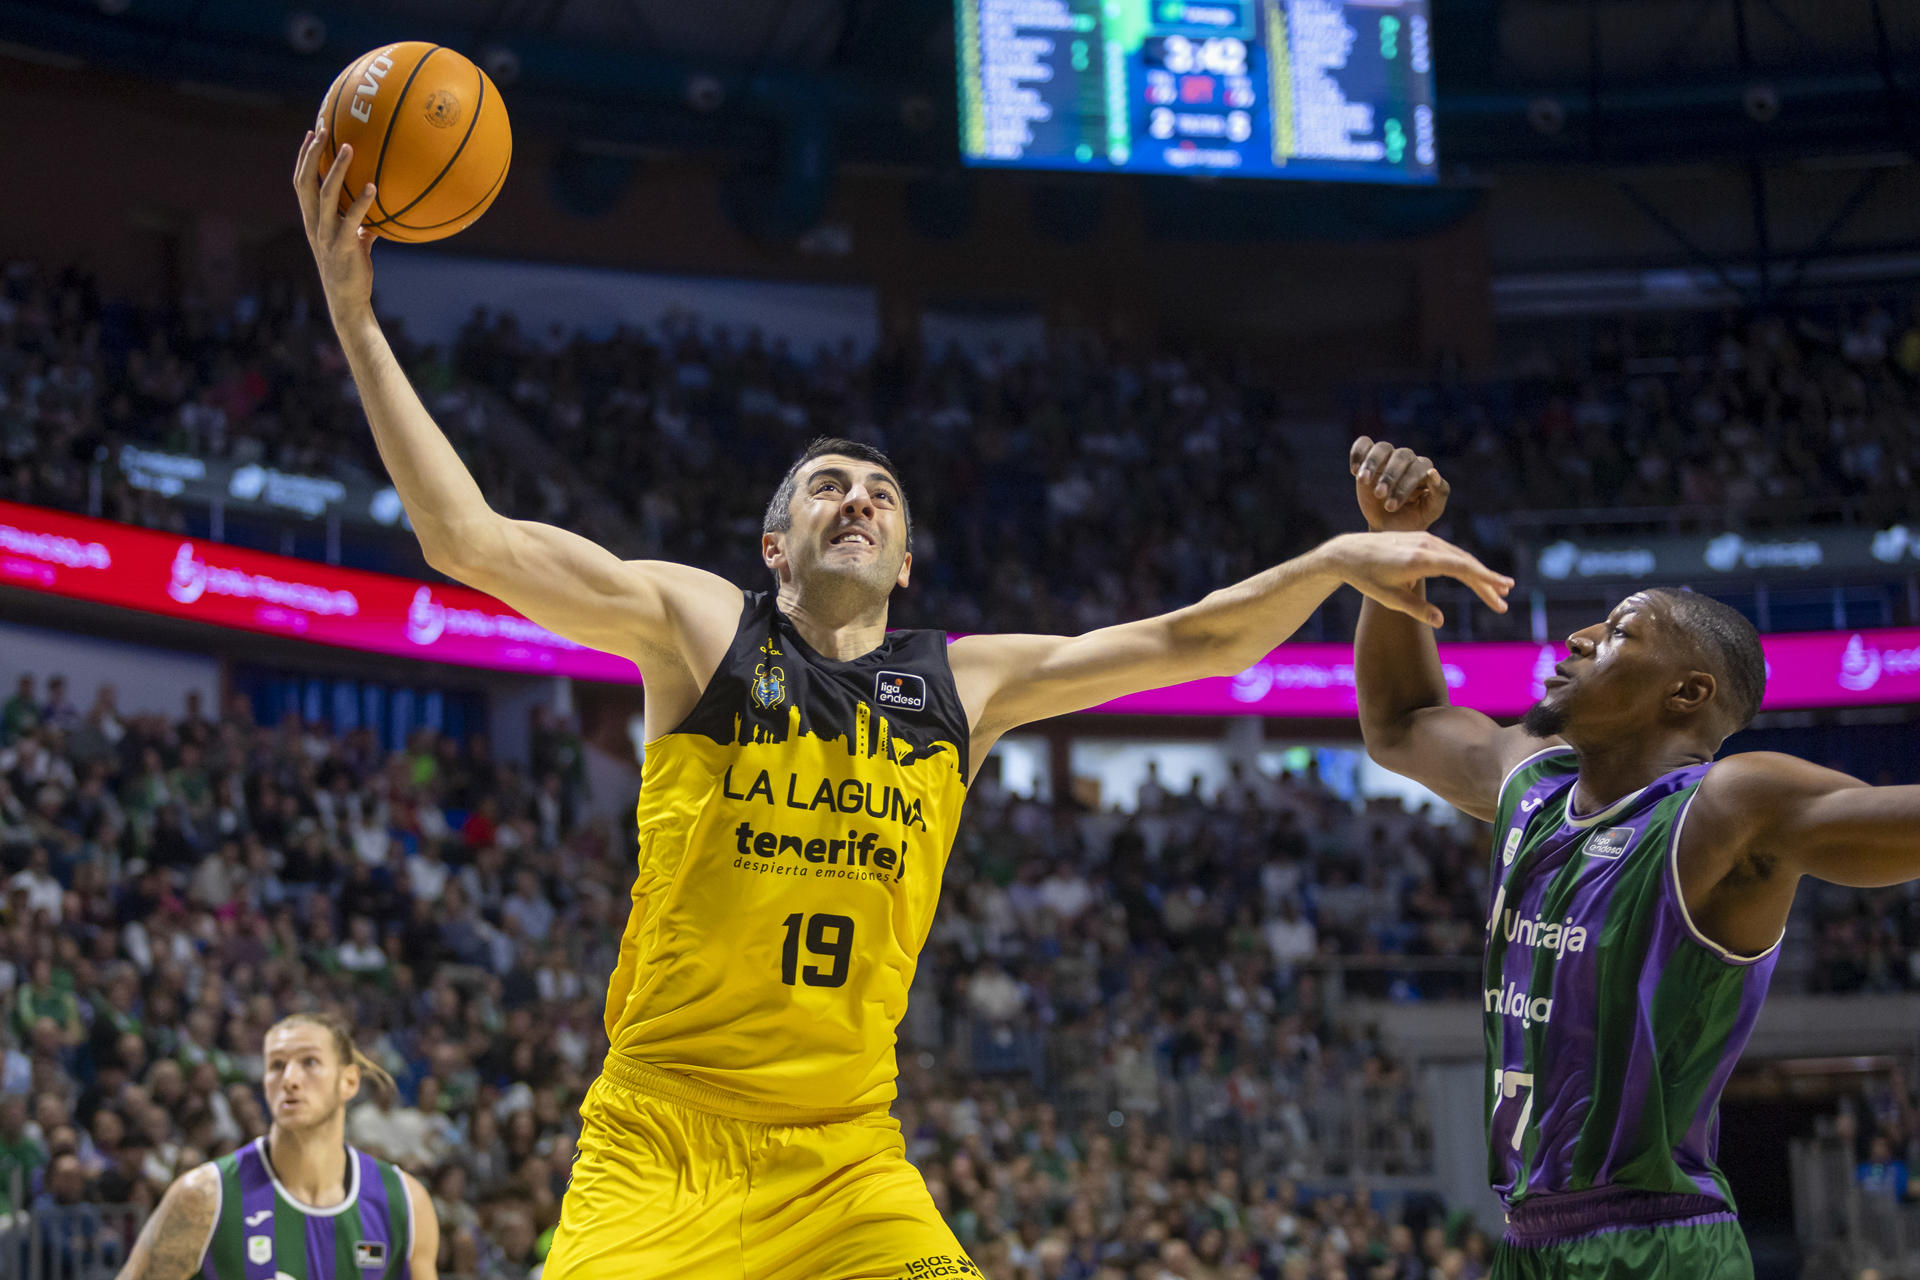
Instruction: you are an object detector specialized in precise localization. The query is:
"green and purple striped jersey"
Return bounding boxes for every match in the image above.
[200,1139,411,1280]
[1484,748,1780,1214]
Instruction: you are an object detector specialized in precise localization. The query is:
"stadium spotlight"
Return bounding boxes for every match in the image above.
[284,12,327,54]
[482,46,521,86]
[1527,96,1566,137]
[685,73,725,113]
[1743,82,1780,123]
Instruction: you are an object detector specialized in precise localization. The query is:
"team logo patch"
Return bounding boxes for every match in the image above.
[1501,828,1523,866]
[1585,826,1635,860]
[750,662,787,710]
[874,670,927,713]
[354,1241,388,1269]
[248,1235,272,1265]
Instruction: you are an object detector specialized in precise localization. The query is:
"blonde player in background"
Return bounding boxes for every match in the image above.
[117,1013,438,1280]
[295,126,1514,1278]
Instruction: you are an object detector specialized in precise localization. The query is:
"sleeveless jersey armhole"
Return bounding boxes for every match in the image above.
[1496,746,1576,822]
[642,590,756,750]
[1665,786,1786,966]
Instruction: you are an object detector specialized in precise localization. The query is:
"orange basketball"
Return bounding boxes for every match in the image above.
[316,42,511,243]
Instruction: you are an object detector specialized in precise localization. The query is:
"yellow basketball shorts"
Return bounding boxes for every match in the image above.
[543,1057,983,1280]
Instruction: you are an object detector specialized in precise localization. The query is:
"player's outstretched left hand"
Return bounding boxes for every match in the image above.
[1316,531,1512,628]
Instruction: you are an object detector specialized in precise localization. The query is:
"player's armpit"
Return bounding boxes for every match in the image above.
[1698,751,1920,889]
[117,1164,220,1280]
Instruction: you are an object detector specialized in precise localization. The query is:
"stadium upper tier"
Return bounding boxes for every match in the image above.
[4,261,1918,639]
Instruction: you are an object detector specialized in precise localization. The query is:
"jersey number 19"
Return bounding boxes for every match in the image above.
[779,913,854,987]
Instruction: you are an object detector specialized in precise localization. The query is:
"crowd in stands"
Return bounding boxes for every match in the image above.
[10,254,1920,637]
[8,661,1920,1274]
[1360,303,1920,539]
[0,668,1507,1277]
[0,259,607,555]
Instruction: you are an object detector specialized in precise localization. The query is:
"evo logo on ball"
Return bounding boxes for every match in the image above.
[348,46,400,123]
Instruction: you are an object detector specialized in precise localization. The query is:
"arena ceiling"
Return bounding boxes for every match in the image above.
[2,0,1915,169]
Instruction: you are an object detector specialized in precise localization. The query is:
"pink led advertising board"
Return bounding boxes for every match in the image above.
[3,501,1917,715]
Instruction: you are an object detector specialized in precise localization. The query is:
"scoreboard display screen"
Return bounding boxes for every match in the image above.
[956,0,1437,183]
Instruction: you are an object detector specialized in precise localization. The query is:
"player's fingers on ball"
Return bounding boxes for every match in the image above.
[320,143,353,215]
[293,130,315,188]
[1349,436,1376,475]
[344,183,378,235]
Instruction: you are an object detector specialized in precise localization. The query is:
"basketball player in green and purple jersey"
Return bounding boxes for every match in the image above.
[1347,436,1920,1278]
[116,1013,439,1280]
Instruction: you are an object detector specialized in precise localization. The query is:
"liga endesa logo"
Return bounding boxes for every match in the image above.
[165,543,358,615]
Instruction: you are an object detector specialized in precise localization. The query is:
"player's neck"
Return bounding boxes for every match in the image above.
[266,1122,352,1208]
[1565,733,1711,816]
[776,583,891,660]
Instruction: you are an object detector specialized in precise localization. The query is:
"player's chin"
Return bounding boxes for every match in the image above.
[1520,697,1570,739]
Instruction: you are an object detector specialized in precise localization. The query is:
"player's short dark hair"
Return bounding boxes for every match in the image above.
[762,437,912,553]
[1648,588,1766,732]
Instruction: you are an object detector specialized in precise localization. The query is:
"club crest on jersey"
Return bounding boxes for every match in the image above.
[751,662,787,710]
[875,671,926,713]
[1585,826,1635,860]
[354,1241,388,1269]
[248,1235,272,1265]
[1502,828,1524,866]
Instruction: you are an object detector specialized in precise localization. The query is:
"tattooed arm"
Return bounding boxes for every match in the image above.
[116,1164,220,1280]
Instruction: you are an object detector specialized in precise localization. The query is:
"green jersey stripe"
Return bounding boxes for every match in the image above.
[210,1160,244,1280]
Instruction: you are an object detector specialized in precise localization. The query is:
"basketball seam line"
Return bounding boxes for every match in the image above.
[372,60,487,228]
[368,45,443,223]
[326,51,368,172]
[381,141,509,235]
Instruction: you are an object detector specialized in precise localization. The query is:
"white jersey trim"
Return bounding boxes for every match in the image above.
[255,1137,363,1217]
[1667,788,1785,966]
[1564,783,1652,830]
[1497,745,1576,814]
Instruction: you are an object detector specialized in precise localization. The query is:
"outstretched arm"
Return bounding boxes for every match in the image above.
[293,129,740,727]
[1683,752,1920,955]
[1348,437,1556,821]
[950,528,1512,765]
[116,1164,219,1280]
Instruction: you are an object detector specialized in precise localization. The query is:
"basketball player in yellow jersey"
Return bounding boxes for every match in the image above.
[297,129,1514,1278]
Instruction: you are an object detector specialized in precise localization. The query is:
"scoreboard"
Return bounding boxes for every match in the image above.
[956,0,1437,183]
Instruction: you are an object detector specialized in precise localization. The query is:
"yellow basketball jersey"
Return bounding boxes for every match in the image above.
[603,592,970,1120]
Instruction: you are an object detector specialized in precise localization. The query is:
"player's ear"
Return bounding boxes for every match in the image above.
[1668,669,1716,718]
[895,550,912,591]
[762,531,790,582]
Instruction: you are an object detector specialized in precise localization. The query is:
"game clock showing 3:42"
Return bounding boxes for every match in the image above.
[956,0,1436,184]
